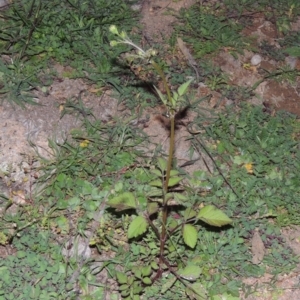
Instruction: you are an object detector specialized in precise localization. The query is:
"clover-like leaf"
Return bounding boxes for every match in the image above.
[197,205,232,227]
[183,224,198,248]
[128,216,148,239]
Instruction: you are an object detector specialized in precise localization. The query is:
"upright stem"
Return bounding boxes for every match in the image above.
[151,61,175,197]
[151,61,176,269]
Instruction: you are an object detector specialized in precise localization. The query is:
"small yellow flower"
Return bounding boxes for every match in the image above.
[80,139,89,148]
[244,163,254,174]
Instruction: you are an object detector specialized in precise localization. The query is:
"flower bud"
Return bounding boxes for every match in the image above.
[110,40,118,47]
[109,25,119,35]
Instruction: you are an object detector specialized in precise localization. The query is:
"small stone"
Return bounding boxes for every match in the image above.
[251,54,262,66]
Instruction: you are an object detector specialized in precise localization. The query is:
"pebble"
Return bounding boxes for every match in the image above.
[251,54,262,66]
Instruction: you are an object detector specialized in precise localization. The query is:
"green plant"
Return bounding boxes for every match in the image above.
[223,0,300,36]
[174,4,246,57]
[0,227,74,299]
[0,0,137,105]
[108,26,233,299]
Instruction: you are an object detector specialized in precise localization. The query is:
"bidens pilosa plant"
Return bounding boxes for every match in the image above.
[109,25,232,298]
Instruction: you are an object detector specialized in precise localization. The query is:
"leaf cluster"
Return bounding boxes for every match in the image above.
[0,227,72,299]
[0,0,138,104]
[175,4,245,57]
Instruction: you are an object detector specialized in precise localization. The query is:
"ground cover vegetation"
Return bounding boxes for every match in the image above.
[0,0,300,299]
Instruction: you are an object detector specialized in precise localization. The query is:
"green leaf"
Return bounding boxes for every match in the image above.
[170,169,180,176]
[151,261,159,270]
[134,269,142,279]
[16,251,26,259]
[178,264,202,281]
[161,275,177,294]
[154,86,167,105]
[146,187,163,197]
[107,192,136,211]
[116,271,127,284]
[150,168,162,177]
[147,202,159,216]
[197,205,232,227]
[173,192,188,203]
[186,282,208,300]
[128,216,149,239]
[157,157,167,172]
[168,176,182,187]
[68,196,81,208]
[184,208,197,220]
[284,46,300,57]
[183,224,198,248]
[178,78,193,96]
[172,91,179,101]
[142,277,152,285]
[149,179,163,187]
[142,266,152,277]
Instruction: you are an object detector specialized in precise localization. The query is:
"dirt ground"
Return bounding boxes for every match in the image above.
[1,0,300,299]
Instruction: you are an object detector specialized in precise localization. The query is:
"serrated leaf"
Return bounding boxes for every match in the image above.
[157,157,167,172]
[147,202,159,216]
[168,176,182,187]
[107,192,136,211]
[128,216,148,239]
[150,168,162,177]
[184,208,197,220]
[178,78,193,96]
[174,192,188,203]
[116,271,127,284]
[149,179,162,187]
[161,275,177,294]
[146,187,163,197]
[178,265,202,281]
[183,224,198,248]
[197,205,232,227]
